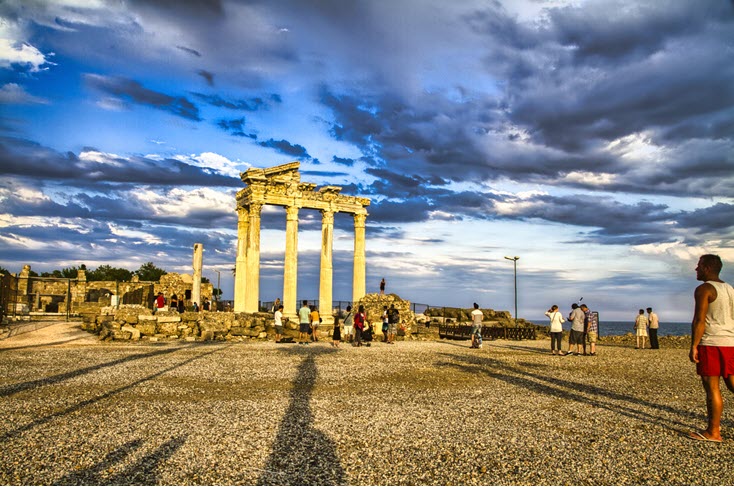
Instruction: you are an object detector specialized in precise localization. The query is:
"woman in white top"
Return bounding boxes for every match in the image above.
[545,305,566,355]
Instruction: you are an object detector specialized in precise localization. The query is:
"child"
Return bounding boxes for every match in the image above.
[332,316,341,347]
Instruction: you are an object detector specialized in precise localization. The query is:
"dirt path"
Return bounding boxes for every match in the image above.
[0,321,100,349]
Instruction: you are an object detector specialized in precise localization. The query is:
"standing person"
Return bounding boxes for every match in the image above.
[310,305,320,342]
[380,278,386,295]
[635,309,648,349]
[353,305,366,347]
[580,304,598,356]
[647,307,660,349]
[343,305,354,343]
[178,297,185,313]
[688,254,734,443]
[545,305,565,355]
[170,294,178,311]
[274,304,284,343]
[470,303,484,349]
[381,306,389,342]
[298,300,311,345]
[153,292,165,314]
[332,316,341,347]
[388,304,400,345]
[566,303,585,356]
[202,297,210,311]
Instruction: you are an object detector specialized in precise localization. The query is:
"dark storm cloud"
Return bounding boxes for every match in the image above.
[676,203,734,234]
[332,156,355,166]
[468,0,734,152]
[367,198,435,224]
[192,92,281,111]
[176,45,201,57]
[85,74,201,121]
[216,118,257,138]
[0,137,240,187]
[197,69,214,86]
[258,139,311,159]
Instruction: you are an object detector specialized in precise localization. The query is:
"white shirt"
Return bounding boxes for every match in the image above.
[471,309,483,325]
[545,310,565,333]
[701,281,734,347]
[274,310,283,327]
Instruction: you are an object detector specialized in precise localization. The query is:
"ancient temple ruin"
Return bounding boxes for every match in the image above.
[234,162,370,321]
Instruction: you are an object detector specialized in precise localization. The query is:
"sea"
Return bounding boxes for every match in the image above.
[532,319,690,337]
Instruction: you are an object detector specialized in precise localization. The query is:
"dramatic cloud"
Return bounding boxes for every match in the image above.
[85,74,201,120]
[1,0,732,319]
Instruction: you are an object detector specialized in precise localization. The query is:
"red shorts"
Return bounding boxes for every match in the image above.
[697,345,734,378]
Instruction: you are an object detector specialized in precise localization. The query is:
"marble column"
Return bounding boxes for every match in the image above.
[192,243,203,308]
[352,212,367,305]
[318,209,335,324]
[244,203,262,313]
[283,205,299,318]
[234,207,249,313]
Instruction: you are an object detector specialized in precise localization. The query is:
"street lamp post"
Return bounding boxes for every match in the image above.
[504,256,520,326]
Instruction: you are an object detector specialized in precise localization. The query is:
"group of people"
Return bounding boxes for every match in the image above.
[272,300,400,348]
[153,292,210,314]
[544,303,598,356]
[633,307,660,349]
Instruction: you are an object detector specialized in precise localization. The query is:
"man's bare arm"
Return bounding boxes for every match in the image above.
[690,283,716,363]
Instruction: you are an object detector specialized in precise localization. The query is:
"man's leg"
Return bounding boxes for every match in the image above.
[701,375,724,440]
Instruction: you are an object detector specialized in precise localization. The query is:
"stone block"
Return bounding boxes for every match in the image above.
[157,322,179,336]
[185,337,196,342]
[156,315,182,323]
[121,324,141,340]
[136,321,156,336]
[201,330,214,341]
[229,326,247,336]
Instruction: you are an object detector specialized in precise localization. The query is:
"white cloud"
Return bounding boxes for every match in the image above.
[0,83,49,104]
[174,152,247,178]
[0,39,52,72]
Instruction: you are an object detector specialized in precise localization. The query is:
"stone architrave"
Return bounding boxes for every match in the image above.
[192,243,203,308]
[235,162,370,316]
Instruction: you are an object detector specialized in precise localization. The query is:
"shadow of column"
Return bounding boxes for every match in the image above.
[258,352,346,485]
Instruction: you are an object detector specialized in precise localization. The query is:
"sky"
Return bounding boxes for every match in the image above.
[1,0,733,322]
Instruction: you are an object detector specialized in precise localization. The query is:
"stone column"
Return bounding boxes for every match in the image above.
[283,205,299,318]
[192,243,203,308]
[352,211,367,305]
[318,209,335,325]
[245,203,262,313]
[234,207,249,312]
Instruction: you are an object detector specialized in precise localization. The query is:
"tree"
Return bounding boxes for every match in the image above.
[136,262,167,282]
[0,266,9,275]
[87,265,133,282]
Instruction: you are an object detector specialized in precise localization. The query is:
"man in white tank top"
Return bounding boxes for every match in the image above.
[689,254,734,442]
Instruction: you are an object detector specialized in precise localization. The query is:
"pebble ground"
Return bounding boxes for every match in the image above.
[0,323,731,485]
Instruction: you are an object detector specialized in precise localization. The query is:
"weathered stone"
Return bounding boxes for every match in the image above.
[121,324,141,340]
[357,293,415,337]
[136,321,156,336]
[156,321,179,336]
[229,326,247,336]
[185,336,196,342]
[97,315,114,324]
[201,330,214,341]
[156,315,182,323]
[257,332,267,339]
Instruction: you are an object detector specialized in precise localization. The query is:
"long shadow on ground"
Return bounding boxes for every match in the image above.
[258,349,345,486]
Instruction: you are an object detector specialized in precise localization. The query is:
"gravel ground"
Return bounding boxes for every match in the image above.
[0,323,731,486]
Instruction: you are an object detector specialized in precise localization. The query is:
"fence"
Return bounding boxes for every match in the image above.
[439,323,537,341]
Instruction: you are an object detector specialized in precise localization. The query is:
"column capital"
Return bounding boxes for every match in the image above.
[321,209,335,225]
[286,205,300,221]
[353,212,367,228]
[249,202,263,216]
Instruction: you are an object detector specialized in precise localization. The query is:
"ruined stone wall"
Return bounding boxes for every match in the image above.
[81,305,274,342]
